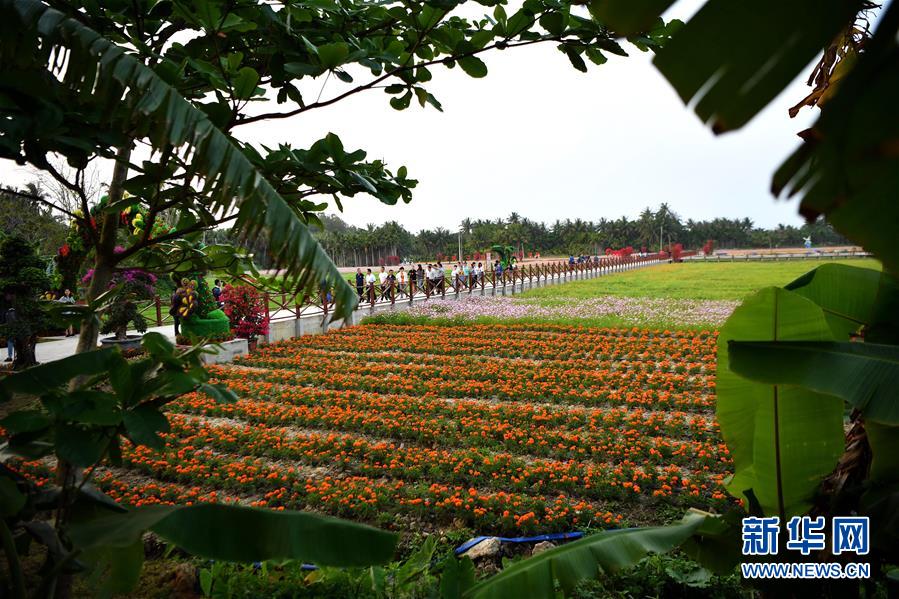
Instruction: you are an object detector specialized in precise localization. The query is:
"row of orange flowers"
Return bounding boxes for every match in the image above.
[248,324,717,364]
[173,380,728,468]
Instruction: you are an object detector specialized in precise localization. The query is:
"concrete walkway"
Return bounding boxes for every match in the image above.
[34,324,178,364]
[31,257,667,365]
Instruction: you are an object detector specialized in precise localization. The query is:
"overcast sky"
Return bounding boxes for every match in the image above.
[0,1,820,233]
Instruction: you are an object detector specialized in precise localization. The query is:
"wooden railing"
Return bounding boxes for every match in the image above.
[140,254,671,327]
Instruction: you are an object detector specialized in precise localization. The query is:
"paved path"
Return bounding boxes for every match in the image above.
[32,257,667,365]
[34,324,177,365]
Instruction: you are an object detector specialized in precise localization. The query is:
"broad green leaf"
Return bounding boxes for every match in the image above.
[652,0,860,132]
[564,47,587,73]
[0,476,25,516]
[465,511,706,598]
[54,391,121,426]
[867,422,899,484]
[728,340,899,425]
[0,347,116,400]
[859,483,899,554]
[71,504,398,567]
[585,47,607,66]
[717,287,843,518]
[140,332,177,360]
[589,0,675,36]
[784,263,892,339]
[458,56,488,78]
[441,556,475,599]
[232,66,259,100]
[198,382,238,403]
[122,405,170,448]
[390,91,412,110]
[317,42,350,69]
[82,538,144,598]
[678,511,742,575]
[0,410,50,433]
[55,423,109,467]
[539,12,567,36]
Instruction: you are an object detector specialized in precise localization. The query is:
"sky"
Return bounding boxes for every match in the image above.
[0,0,821,233]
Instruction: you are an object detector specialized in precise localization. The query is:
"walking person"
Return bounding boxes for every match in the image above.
[365,268,376,303]
[397,266,407,297]
[212,279,224,308]
[435,261,445,293]
[170,279,186,336]
[387,269,397,301]
[409,265,417,296]
[355,268,365,300]
[378,266,388,299]
[57,288,77,337]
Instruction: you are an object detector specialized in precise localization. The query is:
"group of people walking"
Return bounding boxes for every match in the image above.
[353,261,518,302]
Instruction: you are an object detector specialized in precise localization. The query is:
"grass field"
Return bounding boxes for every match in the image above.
[363,258,881,331]
[522,258,881,302]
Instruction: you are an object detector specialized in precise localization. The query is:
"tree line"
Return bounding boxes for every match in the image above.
[0,189,851,270]
[212,204,851,268]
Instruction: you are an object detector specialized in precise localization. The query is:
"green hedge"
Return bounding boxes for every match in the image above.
[181,309,231,338]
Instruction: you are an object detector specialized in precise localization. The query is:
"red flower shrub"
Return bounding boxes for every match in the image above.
[606,246,634,258]
[702,239,715,256]
[222,284,269,340]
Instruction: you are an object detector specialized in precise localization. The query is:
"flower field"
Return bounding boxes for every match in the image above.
[402,295,739,328]
[16,323,731,535]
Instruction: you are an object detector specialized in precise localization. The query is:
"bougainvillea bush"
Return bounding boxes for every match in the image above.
[83,268,157,340]
[222,284,270,340]
[12,323,731,536]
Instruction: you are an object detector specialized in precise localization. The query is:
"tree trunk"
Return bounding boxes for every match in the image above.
[58,146,131,599]
[12,335,38,370]
[73,144,131,355]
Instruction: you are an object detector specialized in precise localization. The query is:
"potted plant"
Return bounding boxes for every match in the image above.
[93,268,157,351]
[222,283,269,351]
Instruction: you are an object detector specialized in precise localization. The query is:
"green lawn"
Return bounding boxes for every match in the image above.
[521,258,882,302]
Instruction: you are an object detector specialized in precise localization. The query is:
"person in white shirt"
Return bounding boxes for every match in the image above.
[451,265,460,289]
[378,266,388,298]
[435,262,445,292]
[398,267,407,296]
[365,268,376,302]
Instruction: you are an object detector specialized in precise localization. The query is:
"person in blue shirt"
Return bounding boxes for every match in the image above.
[355,268,365,299]
[212,279,224,308]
